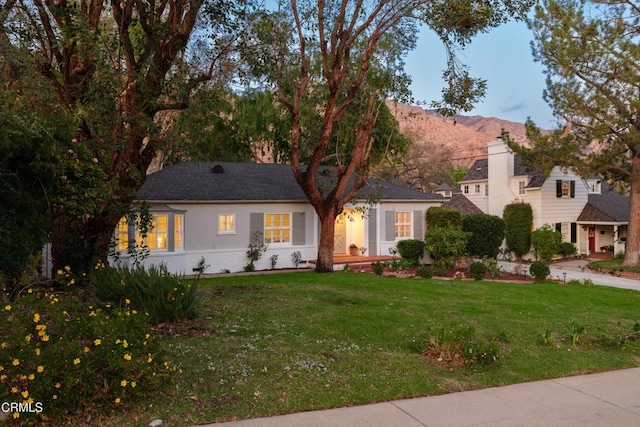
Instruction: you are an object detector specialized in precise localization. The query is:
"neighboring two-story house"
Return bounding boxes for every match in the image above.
[456,137,630,256]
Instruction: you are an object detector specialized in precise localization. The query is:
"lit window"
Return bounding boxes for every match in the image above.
[174,215,184,250]
[562,180,570,197]
[219,214,235,233]
[117,217,129,251]
[395,211,412,238]
[265,213,291,244]
[137,214,168,250]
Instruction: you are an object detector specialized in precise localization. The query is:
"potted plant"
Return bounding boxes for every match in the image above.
[349,243,359,256]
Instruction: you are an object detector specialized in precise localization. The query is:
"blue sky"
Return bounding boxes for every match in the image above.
[404,19,557,128]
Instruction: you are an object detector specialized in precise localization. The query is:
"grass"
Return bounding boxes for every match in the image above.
[96,272,640,426]
[590,259,640,274]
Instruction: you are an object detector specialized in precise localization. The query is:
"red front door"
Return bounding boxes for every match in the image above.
[588,226,596,253]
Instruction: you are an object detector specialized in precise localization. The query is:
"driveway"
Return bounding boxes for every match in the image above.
[498,258,640,292]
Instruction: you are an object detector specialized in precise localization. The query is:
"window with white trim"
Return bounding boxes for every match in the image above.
[174,214,184,250]
[138,214,168,250]
[518,181,526,195]
[265,213,291,244]
[117,217,129,251]
[561,180,570,197]
[395,211,412,238]
[463,185,469,194]
[474,184,481,194]
[219,213,235,234]
[116,212,183,252]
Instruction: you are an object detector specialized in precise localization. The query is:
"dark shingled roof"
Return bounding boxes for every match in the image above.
[434,183,454,192]
[441,193,484,215]
[577,184,629,223]
[137,161,443,202]
[462,156,545,188]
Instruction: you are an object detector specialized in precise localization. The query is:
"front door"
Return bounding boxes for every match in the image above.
[588,226,596,253]
[334,213,347,255]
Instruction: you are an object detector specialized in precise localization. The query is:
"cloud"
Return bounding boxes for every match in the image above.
[501,102,527,114]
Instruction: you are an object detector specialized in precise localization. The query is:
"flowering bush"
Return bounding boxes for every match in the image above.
[452,271,466,280]
[349,243,358,249]
[0,288,177,421]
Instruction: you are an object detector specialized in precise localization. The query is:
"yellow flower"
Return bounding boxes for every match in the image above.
[120,379,127,387]
[115,339,121,344]
[37,366,44,373]
[41,334,49,342]
[4,305,11,311]
[131,381,137,388]
[11,386,18,393]
[21,390,28,398]
[83,347,90,353]
[13,413,19,419]
[114,397,121,404]
[12,359,19,366]
[1,342,6,349]
[1,374,7,381]
[33,313,40,323]
[123,354,132,361]
[69,279,75,285]
[52,394,57,399]
[94,339,102,346]
[28,374,35,380]
[35,348,40,356]
[122,339,128,348]
[125,299,131,305]
[25,334,32,342]
[73,358,80,365]
[64,265,71,271]
[56,269,63,275]
[147,356,153,363]
[55,382,61,389]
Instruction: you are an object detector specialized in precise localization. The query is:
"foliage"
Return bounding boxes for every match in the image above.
[469,261,487,281]
[245,232,268,272]
[452,167,469,184]
[531,224,563,262]
[503,203,533,259]
[291,251,303,267]
[0,289,174,421]
[415,265,433,278]
[269,255,279,270]
[524,0,640,266]
[463,214,505,257]
[424,228,469,261]
[529,261,550,283]
[566,319,586,346]
[371,262,385,276]
[481,256,501,279]
[90,264,199,325]
[396,239,426,266]
[558,242,577,258]
[426,207,463,230]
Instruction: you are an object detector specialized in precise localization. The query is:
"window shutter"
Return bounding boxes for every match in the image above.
[249,213,264,242]
[570,180,576,198]
[292,212,305,245]
[570,223,577,243]
[368,209,377,256]
[413,210,423,239]
[555,223,562,233]
[556,180,562,197]
[385,211,395,241]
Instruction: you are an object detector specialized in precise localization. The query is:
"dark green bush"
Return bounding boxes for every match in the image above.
[0,290,173,420]
[531,224,562,262]
[371,261,385,275]
[529,261,550,282]
[416,265,433,278]
[463,214,505,257]
[90,264,198,325]
[469,261,487,281]
[503,203,533,259]
[559,242,577,257]
[396,239,425,265]
[426,207,462,230]
[424,228,469,261]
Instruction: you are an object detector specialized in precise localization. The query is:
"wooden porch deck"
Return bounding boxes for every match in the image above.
[309,255,396,271]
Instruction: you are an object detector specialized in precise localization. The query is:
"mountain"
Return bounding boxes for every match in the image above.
[387,102,530,167]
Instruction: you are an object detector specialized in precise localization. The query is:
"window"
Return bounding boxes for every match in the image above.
[463,185,469,194]
[219,214,235,234]
[561,180,570,197]
[518,181,526,195]
[395,211,412,238]
[561,222,569,242]
[474,184,481,194]
[174,214,184,250]
[265,213,291,244]
[484,185,489,197]
[138,214,168,250]
[556,180,575,198]
[117,217,129,251]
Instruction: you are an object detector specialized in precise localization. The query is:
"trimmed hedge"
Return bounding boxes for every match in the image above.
[503,203,533,259]
[396,239,425,265]
[426,207,462,230]
[529,261,550,282]
[463,213,505,257]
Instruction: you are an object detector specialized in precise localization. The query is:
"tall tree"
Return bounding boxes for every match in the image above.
[0,0,251,273]
[524,0,640,266]
[255,0,533,272]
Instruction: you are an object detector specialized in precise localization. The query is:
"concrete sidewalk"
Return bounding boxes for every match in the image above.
[201,367,640,426]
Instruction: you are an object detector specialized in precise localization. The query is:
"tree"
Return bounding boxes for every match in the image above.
[463,213,505,257]
[254,0,533,272]
[503,202,533,260]
[0,0,251,273]
[525,0,640,266]
[531,224,562,262]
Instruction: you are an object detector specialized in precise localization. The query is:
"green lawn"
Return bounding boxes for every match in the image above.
[590,258,640,274]
[107,272,640,426]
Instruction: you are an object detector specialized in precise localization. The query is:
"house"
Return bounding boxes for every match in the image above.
[112,161,444,274]
[456,137,630,255]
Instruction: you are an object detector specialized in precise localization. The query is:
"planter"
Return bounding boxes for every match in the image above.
[349,247,359,256]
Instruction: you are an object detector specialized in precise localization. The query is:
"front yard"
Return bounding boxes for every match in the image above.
[100,272,640,426]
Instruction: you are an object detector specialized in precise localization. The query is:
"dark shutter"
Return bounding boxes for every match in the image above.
[368,209,377,256]
[570,180,576,198]
[556,180,562,197]
[555,223,562,233]
[249,213,264,242]
[292,212,305,245]
[570,223,577,243]
[413,210,423,239]
[385,211,395,241]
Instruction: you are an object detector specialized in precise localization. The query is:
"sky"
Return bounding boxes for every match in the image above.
[404,19,557,129]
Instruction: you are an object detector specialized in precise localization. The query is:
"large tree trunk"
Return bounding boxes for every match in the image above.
[316,211,337,273]
[623,155,640,266]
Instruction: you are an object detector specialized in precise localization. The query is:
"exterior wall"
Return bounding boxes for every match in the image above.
[535,168,588,229]
[376,201,441,258]
[461,180,489,212]
[487,138,516,217]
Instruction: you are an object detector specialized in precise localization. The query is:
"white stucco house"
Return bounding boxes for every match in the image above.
[111,161,444,274]
[454,137,630,256]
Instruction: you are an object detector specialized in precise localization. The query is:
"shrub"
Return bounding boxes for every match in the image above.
[469,261,487,281]
[415,265,433,278]
[531,224,562,262]
[503,203,533,260]
[396,239,425,265]
[0,290,174,421]
[426,207,462,230]
[558,242,577,258]
[481,256,501,279]
[424,228,469,261]
[529,261,550,282]
[90,264,198,325]
[371,261,385,275]
[462,214,505,258]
